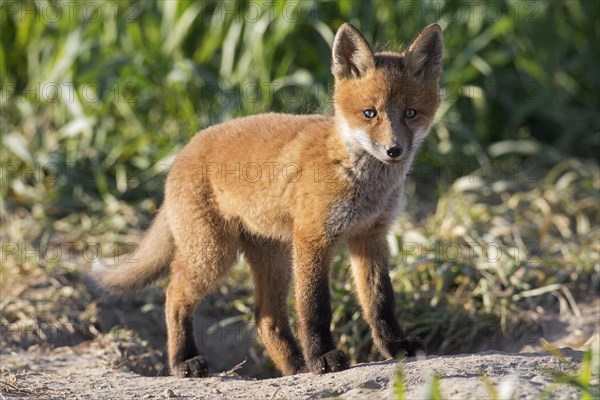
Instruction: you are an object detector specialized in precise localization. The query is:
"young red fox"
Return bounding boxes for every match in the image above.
[95,23,444,377]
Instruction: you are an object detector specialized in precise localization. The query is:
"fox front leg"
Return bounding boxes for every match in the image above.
[347,232,425,358]
[292,237,350,374]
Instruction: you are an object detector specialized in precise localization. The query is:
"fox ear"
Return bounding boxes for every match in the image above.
[406,24,444,80]
[332,23,375,80]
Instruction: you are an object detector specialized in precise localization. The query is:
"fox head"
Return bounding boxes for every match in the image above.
[332,23,444,164]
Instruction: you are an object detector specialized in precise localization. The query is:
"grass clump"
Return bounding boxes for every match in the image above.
[330,157,599,362]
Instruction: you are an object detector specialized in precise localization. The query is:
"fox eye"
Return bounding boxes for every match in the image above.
[363,109,377,119]
[404,108,417,119]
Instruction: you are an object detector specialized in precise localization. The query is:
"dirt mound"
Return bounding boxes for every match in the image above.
[1,345,595,399]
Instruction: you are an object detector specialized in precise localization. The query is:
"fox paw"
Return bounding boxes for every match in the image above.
[309,349,350,374]
[394,337,426,358]
[171,355,209,378]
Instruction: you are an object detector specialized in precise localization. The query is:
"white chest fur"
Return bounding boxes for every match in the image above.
[326,156,408,237]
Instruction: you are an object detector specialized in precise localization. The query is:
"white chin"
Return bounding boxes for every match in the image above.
[381,158,404,164]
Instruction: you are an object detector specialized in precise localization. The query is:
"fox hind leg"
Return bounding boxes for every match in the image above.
[242,235,306,375]
[165,223,238,378]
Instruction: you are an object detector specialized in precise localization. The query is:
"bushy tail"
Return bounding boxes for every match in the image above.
[93,207,174,293]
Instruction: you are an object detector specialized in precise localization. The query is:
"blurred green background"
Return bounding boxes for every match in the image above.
[1,0,599,378]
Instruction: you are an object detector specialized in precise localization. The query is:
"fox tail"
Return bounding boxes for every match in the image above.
[93,207,173,293]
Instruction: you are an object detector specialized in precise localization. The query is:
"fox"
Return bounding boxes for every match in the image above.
[95,22,444,378]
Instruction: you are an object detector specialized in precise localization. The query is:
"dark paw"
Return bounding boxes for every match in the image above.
[309,349,350,374]
[171,355,209,378]
[394,336,426,358]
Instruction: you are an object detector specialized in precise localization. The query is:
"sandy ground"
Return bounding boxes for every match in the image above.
[1,345,595,399]
[1,270,598,399]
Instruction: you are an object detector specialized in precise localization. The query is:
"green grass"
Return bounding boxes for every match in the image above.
[394,366,444,400]
[1,0,599,378]
[393,347,599,399]
[541,345,600,399]
[329,157,599,362]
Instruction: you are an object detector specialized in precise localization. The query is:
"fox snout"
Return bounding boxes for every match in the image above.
[337,114,416,164]
[383,118,413,161]
[377,134,413,163]
[386,144,403,159]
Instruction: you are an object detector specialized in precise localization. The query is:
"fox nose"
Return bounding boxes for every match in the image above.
[386,145,403,158]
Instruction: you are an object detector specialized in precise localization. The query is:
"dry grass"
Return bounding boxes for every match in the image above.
[329,157,599,362]
[0,368,56,398]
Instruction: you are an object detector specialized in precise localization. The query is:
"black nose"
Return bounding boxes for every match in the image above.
[386,145,403,158]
